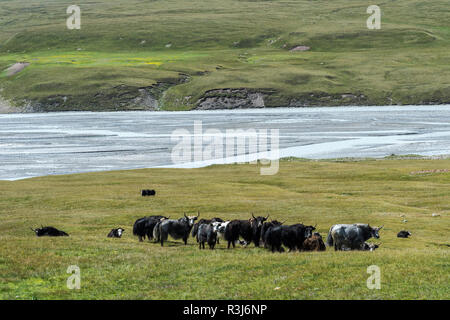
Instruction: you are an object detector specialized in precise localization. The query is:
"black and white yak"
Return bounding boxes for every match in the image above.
[107,228,125,238]
[191,217,224,241]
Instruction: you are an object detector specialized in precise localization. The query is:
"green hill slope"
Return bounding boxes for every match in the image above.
[0,0,449,111]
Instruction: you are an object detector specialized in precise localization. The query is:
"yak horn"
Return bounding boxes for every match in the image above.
[184,212,187,218]
[252,213,255,219]
[378,225,384,230]
[265,214,270,220]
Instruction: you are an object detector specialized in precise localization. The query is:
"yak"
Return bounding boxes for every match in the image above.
[326,223,383,251]
[223,214,269,249]
[133,215,168,242]
[362,242,380,251]
[31,226,69,237]
[249,214,269,247]
[263,223,316,252]
[397,230,411,238]
[260,220,284,247]
[197,223,218,250]
[303,232,326,251]
[107,228,125,238]
[141,189,156,196]
[191,217,224,241]
[158,212,199,246]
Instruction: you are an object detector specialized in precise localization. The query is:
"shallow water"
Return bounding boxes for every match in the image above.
[0,105,449,180]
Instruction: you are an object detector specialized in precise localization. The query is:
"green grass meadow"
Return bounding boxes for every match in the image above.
[0,158,448,299]
[0,0,449,110]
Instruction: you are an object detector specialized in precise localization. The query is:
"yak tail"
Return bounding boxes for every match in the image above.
[326,226,334,247]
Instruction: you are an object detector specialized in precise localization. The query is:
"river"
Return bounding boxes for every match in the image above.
[0,105,449,180]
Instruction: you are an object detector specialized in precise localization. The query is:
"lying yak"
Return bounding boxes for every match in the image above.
[303,232,326,251]
[362,242,380,251]
[31,226,69,237]
[397,230,411,238]
[107,228,125,238]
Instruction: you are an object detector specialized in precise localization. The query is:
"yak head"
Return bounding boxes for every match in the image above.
[211,221,222,233]
[116,228,125,237]
[250,213,269,228]
[183,212,199,227]
[370,225,383,239]
[304,224,317,239]
[364,242,381,251]
[30,226,44,236]
[216,221,230,234]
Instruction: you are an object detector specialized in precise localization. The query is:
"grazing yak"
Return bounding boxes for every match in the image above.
[141,189,156,196]
[197,223,219,250]
[31,226,69,237]
[158,212,199,246]
[303,232,326,251]
[133,215,168,242]
[191,217,224,241]
[397,230,411,238]
[107,228,125,238]
[326,223,383,251]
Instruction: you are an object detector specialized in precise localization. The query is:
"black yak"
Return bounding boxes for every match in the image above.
[133,215,168,242]
[31,226,69,237]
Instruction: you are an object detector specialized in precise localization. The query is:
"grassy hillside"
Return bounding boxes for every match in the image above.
[0,0,449,111]
[0,158,449,299]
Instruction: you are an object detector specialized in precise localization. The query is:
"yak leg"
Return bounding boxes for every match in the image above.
[160,232,165,247]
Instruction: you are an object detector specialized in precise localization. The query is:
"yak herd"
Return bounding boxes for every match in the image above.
[30,212,413,252]
[30,190,413,252]
[126,212,391,252]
